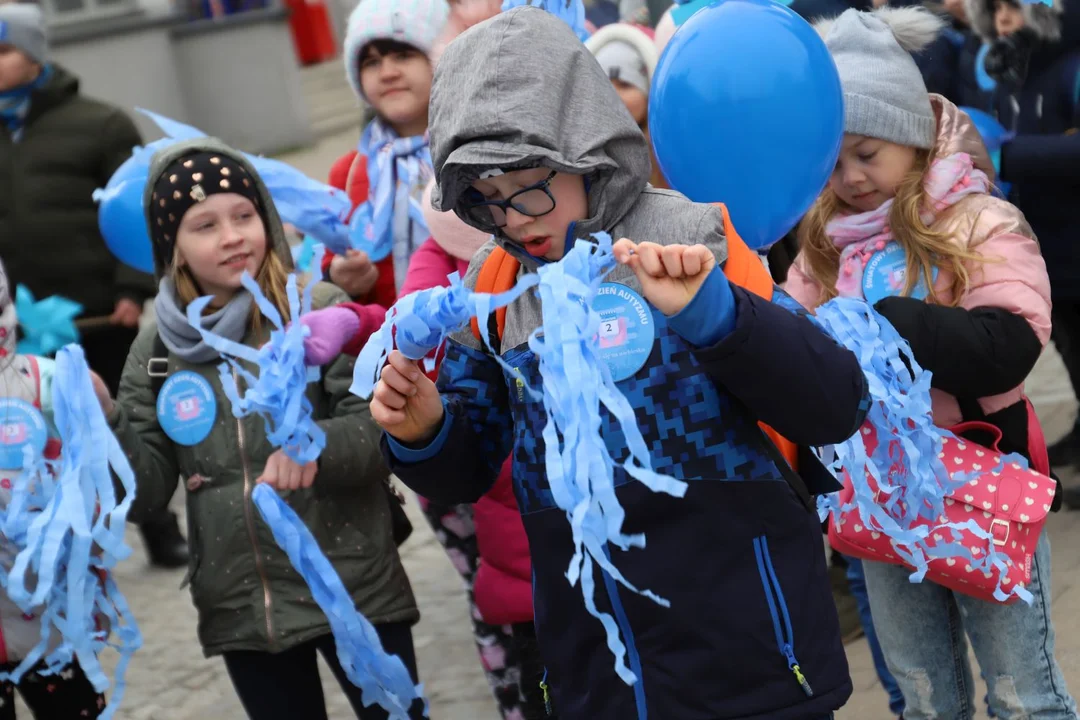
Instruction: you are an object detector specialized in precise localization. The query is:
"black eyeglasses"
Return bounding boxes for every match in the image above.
[463,171,558,231]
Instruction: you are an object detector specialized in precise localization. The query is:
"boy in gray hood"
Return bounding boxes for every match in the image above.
[369,7,867,718]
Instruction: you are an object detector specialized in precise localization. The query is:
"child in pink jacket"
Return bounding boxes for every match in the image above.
[785,8,1076,718]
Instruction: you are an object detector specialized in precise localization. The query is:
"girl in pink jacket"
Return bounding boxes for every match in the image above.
[785,7,1077,719]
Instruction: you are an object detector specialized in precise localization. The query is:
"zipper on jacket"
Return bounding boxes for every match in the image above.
[235,368,275,647]
[753,536,813,698]
[540,669,552,716]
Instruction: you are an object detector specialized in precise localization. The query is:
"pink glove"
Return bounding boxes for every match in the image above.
[300,306,362,366]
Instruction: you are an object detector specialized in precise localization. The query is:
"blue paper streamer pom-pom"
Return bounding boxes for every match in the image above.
[187,270,326,465]
[3,345,142,719]
[811,298,1032,604]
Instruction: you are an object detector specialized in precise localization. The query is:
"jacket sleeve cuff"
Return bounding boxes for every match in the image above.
[341,303,387,356]
[385,403,453,464]
[666,268,736,347]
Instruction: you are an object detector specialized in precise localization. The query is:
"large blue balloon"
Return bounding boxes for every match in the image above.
[650,0,844,249]
[95,179,154,274]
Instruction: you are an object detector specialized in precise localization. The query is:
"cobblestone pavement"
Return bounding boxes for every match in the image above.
[24,132,1078,719]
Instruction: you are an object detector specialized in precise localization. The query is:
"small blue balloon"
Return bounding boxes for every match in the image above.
[650,0,843,249]
[106,150,151,190]
[105,137,183,191]
[95,179,155,275]
[959,106,1012,151]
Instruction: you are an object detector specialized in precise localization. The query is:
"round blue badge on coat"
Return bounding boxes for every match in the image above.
[592,283,656,382]
[862,243,939,306]
[157,371,217,447]
[0,399,48,470]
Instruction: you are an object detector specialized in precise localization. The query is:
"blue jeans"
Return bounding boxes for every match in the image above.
[862,533,1077,719]
[846,557,906,717]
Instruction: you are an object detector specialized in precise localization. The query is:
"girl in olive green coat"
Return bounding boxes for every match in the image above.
[92,138,420,720]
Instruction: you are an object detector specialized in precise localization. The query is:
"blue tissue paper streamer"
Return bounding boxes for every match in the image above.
[501,0,590,40]
[253,484,426,719]
[527,234,687,683]
[2,345,142,719]
[350,270,539,398]
[186,268,326,465]
[811,298,1033,604]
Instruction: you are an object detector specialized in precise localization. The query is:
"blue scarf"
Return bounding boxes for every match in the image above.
[352,118,433,292]
[0,66,50,143]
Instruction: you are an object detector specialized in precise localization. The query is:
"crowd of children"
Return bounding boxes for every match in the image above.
[0,0,1079,715]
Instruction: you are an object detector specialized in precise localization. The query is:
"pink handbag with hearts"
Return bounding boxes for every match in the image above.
[828,403,1055,604]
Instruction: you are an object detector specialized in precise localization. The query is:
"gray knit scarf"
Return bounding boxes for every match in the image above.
[154,277,252,363]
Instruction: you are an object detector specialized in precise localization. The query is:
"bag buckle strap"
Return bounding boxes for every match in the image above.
[146,358,169,378]
[990,518,1010,546]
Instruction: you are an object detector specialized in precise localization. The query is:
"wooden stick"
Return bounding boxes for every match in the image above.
[74,316,115,331]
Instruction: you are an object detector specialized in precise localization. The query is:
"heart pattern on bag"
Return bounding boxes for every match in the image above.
[828,422,1056,605]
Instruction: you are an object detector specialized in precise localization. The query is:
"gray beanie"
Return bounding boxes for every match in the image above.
[815,7,945,150]
[0,3,47,65]
[595,40,650,97]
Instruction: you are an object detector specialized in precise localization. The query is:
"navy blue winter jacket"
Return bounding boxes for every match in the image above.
[965,0,1080,296]
[384,9,869,718]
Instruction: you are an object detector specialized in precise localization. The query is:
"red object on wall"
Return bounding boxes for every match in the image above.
[286,0,338,66]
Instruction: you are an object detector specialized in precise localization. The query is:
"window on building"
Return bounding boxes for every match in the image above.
[38,0,137,24]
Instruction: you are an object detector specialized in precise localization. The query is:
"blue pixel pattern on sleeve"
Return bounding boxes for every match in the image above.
[437,339,514,481]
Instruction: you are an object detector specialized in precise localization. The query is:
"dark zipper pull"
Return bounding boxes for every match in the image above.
[540,669,552,716]
[783,644,814,697]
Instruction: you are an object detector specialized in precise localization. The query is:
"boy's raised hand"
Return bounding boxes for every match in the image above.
[371,351,445,445]
[613,239,716,316]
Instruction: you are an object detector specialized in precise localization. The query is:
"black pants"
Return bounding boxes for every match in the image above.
[79,324,139,399]
[1053,301,1080,416]
[223,624,424,720]
[0,660,104,719]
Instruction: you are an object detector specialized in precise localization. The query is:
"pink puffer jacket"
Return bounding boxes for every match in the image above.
[784,96,1052,428]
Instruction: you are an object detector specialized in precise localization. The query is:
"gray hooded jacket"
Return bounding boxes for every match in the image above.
[429,6,729,352]
[390,8,865,719]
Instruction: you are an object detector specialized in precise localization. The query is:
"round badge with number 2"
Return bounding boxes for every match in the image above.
[592,283,656,382]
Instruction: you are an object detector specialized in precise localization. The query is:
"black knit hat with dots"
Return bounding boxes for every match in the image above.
[149,151,264,263]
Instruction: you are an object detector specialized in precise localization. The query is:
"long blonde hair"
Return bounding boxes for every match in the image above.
[170,246,295,339]
[796,147,984,308]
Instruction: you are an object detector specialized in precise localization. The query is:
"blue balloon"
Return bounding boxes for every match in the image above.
[95,180,154,275]
[650,0,843,249]
[106,133,192,191]
[959,106,1012,151]
[106,150,150,190]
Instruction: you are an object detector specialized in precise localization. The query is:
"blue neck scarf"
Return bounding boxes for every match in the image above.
[352,118,433,292]
[0,66,50,143]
